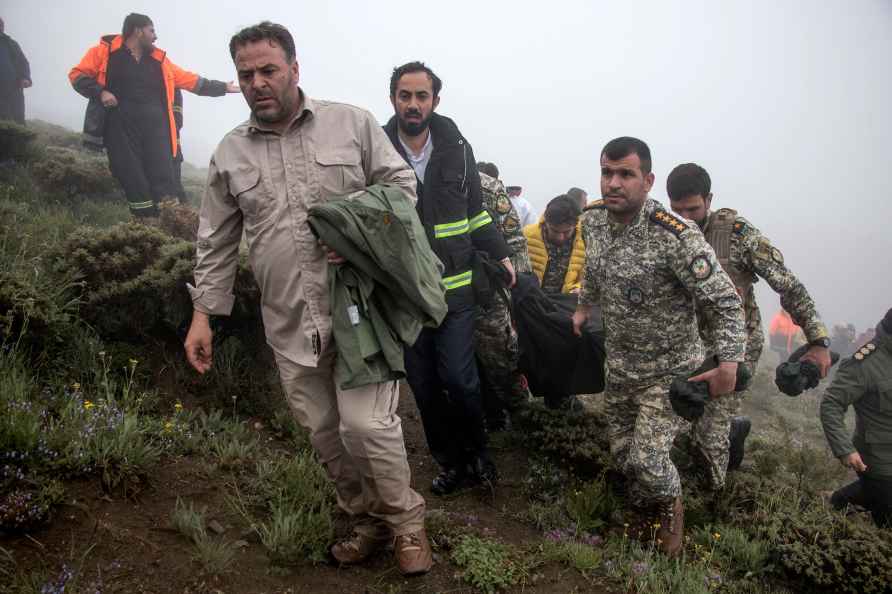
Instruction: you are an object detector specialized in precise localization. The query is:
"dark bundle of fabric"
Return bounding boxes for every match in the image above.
[511,273,606,397]
[775,343,840,397]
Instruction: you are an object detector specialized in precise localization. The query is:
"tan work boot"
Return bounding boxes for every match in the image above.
[330,530,389,565]
[656,496,685,557]
[393,528,433,576]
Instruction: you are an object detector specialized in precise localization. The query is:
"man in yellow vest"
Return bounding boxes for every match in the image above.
[523,194,586,295]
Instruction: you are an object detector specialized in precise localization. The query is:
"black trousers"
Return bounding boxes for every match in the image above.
[830,475,892,527]
[405,305,487,470]
[103,103,174,217]
[0,86,25,125]
[172,146,186,201]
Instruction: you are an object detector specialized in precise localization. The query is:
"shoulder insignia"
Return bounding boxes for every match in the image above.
[852,343,877,361]
[495,196,512,215]
[689,254,713,280]
[732,220,748,235]
[651,208,688,237]
[583,199,606,211]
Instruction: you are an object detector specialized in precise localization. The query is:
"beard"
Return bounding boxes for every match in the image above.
[396,110,433,137]
[252,77,297,124]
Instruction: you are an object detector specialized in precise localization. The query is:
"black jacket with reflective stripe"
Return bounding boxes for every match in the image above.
[384,113,510,309]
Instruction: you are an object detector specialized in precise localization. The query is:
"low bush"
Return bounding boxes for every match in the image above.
[451,535,528,593]
[31,146,118,201]
[0,120,37,162]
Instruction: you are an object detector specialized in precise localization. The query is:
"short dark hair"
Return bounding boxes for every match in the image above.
[390,61,442,98]
[666,163,711,201]
[601,136,652,175]
[544,195,581,226]
[229,21,296,63]
[566,187,587,202]
[477,161,499,179]
[122,13,152,38]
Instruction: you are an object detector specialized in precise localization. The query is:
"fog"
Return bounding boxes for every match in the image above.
[4,0,891,331]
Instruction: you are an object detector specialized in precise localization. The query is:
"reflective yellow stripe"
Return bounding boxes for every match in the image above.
[433,218,470,239]
[129,200,155,210]
[442,269,472,290]
[468,210,493,231]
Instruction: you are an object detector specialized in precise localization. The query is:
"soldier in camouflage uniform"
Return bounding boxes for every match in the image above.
[667,163,831,490]
[475,162,532,428]
[572,138,745,556]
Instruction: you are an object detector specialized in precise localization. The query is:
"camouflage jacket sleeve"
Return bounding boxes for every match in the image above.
[479,174,532,273]
[668,221,746,362]
[820,359,863,459]
[737,220,828,342]
[577,209,602,307]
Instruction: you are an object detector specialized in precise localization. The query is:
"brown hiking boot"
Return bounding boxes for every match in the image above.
[656,496,684,557]
[394,528,433,576]
[330,530,389,565]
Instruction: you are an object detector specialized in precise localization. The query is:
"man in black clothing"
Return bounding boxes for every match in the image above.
[69,13,237,217]
[0,18,31,125]
[384,62,515,495]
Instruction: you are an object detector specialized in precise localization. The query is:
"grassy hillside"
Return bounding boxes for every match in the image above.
[1,120,889,594]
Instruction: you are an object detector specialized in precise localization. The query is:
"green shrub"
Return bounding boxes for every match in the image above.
[31,146,118,201]
[0,120,37,161]
[451,535,528,593]
[516,403,611,474]
[565,473,619,534]
[230,452,335,565]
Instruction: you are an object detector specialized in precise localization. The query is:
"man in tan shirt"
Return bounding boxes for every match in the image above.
[183,22,431,576]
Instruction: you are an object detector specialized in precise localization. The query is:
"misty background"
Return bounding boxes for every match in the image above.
[4,0,890,332]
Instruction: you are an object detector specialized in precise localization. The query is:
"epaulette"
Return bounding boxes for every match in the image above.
[650,208,688,237]
[852,342,878,362]
[583,199,606,212]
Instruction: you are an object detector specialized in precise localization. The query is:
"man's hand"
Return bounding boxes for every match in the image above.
[225,81,240,93]
[20,79,32,89]
[319,240,346,265]
[841,451,868,473]
[500,257,516,289]
[572,305,591,337]
[100,89,118,107]
[689,361,738,398]
[184,311,213,374]
[800,345,832,378]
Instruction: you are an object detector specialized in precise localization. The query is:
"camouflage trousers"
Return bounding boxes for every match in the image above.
[690,390,744,491]
[606,377,689,507]
[474,290,527,415]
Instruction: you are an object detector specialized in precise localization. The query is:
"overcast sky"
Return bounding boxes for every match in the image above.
[4,0,891,331]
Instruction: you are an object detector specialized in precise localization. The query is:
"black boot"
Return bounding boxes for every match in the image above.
[471,453,498,486]
[431,466,472,496]
[727,416,751,471]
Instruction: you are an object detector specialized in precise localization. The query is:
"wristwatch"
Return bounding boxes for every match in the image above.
[809,337,831,348]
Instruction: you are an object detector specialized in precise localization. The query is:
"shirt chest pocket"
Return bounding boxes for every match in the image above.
[229,168,274,220]
[315,149,365,198]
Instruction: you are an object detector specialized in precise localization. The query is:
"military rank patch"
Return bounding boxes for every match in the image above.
[626,286,644,305]
[771,247,784,264]
[853,343,877,361]
[690,255,713,280]
[651,209,688,236]
[496,196,512,215]
[733,221,747,235]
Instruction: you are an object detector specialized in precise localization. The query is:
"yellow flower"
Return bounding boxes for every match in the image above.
[163,421,174,433]
[84,400,94,410]
[174,402,183,411]
[713,532,721,540]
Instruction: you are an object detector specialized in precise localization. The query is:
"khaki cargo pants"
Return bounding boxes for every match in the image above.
[275,349,425,537]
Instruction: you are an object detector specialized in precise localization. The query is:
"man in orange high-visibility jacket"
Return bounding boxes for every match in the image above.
[69,13,238,217]
[769,308,802,361]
